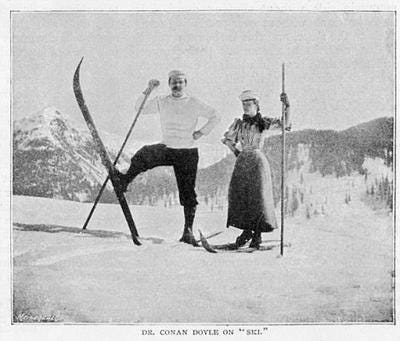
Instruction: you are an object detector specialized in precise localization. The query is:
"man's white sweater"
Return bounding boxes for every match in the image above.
[135,93,220,149]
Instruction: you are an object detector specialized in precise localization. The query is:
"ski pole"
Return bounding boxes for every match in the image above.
[82,83,158,230]
[280,63,286,256]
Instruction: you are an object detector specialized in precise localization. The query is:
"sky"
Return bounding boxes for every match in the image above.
[12,11,395,144]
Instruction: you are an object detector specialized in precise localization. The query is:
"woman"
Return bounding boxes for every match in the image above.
[222,90,291,249]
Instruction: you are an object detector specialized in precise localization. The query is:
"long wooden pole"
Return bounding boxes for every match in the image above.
[280,63,286,256]
[82,84,156,230]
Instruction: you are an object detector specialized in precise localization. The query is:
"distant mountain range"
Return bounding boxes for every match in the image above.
[13,107,393,205]
[197,116,393,205]
[12,107,227,202]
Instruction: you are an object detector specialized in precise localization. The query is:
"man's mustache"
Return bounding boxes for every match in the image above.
[172,86,183,91]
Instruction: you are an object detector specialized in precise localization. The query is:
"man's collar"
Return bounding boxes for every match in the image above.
[169,92,189,100]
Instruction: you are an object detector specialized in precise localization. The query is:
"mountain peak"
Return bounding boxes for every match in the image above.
[14,106,84,152]
[14,106,71,129]
[32,106,70,123]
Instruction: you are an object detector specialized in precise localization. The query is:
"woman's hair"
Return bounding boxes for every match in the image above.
[242,99,268,132]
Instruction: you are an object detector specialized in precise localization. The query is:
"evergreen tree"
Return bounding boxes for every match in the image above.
[291,189,299,215]
[300,191,304,204]
[306,205,311,219]
[387,188,393,211]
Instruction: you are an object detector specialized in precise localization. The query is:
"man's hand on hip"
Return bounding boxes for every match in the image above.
[192,131,204,140]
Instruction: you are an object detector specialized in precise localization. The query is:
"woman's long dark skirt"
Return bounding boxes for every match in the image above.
[226,148,277,233]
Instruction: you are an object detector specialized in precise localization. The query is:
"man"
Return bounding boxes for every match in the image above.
[116,70,220,246]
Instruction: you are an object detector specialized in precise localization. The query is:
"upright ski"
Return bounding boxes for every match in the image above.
[73,58,141,246]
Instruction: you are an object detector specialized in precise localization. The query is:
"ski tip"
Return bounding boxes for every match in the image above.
[198,229,218,254]
[74,57,84,77]
[73,58,86,94]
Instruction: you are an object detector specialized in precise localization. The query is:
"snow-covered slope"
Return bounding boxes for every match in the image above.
[12,194,394,323]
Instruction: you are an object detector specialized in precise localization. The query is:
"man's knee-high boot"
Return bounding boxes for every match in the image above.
[179,206,199,246]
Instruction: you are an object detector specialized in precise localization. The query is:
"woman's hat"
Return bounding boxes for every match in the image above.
[239,90,260,102]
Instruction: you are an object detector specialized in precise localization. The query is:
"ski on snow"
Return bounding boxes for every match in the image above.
[199,230,291,254]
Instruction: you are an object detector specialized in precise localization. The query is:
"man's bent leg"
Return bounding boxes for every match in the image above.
[117,144,170,192]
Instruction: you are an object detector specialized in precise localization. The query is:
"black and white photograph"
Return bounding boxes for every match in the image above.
[1,1,398,340]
